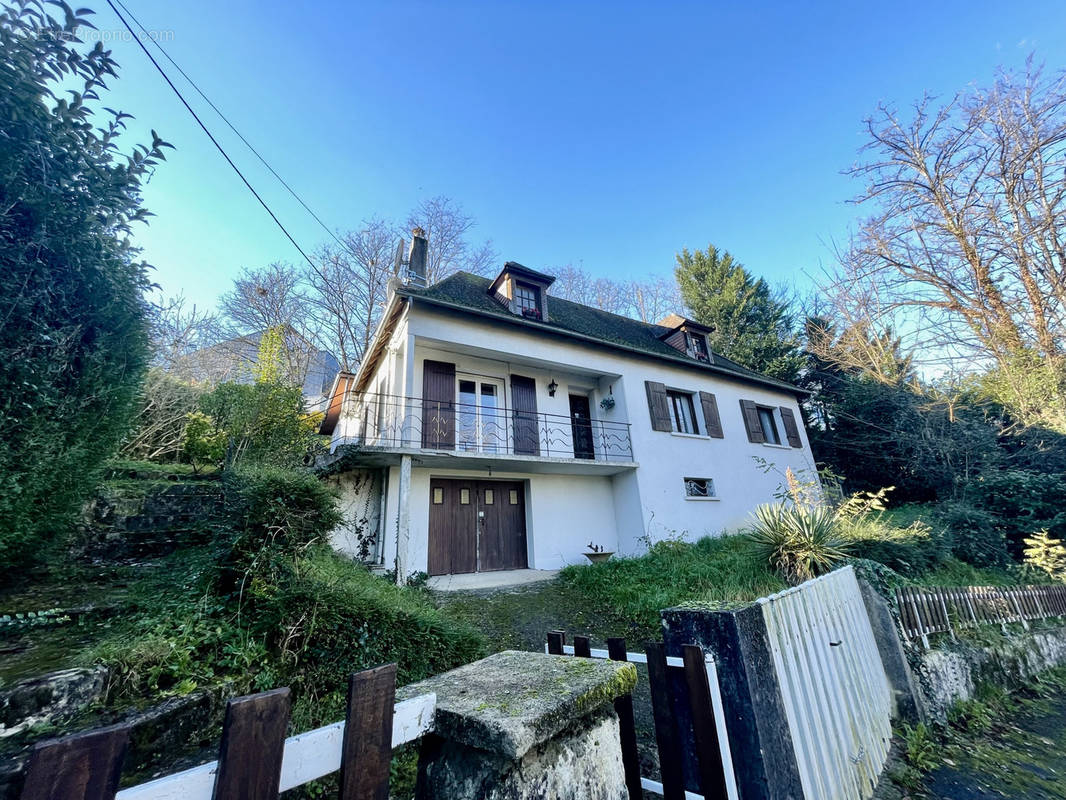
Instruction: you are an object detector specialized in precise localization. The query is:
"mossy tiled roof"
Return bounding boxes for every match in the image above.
[398,272,802,395]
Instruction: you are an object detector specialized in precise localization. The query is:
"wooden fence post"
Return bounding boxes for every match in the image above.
[19,723,130,800]
[212,687,291,800]
[546,630,565,655]
[339,664,397,800]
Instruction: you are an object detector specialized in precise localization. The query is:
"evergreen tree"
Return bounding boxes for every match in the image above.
[674,245,803,382]
[0,2,170,572]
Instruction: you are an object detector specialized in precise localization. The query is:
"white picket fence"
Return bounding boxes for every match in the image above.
[759,566,892,800]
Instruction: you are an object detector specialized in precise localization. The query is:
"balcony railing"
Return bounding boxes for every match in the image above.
[339,394,634,462]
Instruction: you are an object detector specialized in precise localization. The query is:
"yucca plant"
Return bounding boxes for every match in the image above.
[745,503,851,585]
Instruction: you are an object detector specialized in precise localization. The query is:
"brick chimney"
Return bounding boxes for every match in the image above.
[407,227,428,287]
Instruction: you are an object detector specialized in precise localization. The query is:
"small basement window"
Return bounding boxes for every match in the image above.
[684,478,715,499]
[667,390,699,435]
[758,406,782,445]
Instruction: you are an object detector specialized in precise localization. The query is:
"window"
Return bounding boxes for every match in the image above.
[685,332,709,361]
[667,390,699,434]
[758,406,781,445]
[432,487,444,504]
[684,478,715,498]
[484,488,494,505]
[509,489,519,505]
[514,282,540,317]
[460,488,471,504]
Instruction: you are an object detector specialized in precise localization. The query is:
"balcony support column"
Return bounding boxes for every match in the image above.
[395,454,412,586]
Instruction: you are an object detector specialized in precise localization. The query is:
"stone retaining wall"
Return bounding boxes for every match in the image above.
[912,623,1066,719]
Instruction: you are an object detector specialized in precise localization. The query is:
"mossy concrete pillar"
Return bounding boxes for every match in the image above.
[396,650,637,800]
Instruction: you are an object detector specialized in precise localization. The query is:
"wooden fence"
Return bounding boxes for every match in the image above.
[546,631,737,800]
[19,664,435,800]
[895,584,1066,648]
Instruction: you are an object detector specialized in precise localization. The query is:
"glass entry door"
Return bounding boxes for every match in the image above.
[456,376,505,453]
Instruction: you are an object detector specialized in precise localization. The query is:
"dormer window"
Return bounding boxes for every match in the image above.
[685,332,709,361]
[487,262,556,321]
[515,282,540,317]
[658,314,715,362]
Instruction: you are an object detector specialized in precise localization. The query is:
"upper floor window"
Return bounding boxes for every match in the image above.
[667,390,699,434]
[757,406,781,445]
[515,282,540,316]
[685,332,709,361]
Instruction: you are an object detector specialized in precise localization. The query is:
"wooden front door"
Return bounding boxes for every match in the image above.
[427,479,527,575]
[568,394,595,459]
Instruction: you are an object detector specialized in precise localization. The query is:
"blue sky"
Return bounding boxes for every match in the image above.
[91,0,1066,312]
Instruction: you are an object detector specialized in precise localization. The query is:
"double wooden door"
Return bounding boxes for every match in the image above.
[427,479,527,576]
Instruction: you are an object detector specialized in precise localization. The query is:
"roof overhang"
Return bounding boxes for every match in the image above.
[399,290,808,397]
[319,372,356,435]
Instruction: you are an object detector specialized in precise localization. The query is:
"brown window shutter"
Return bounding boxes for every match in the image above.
[421,360,455,448]
[779,406,803,448]
[699,392,724,438]
[739,399,765,443]
[510,375,540,456]
[645,381,672,432]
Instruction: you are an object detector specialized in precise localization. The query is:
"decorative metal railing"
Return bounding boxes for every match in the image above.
[339,393,634,462]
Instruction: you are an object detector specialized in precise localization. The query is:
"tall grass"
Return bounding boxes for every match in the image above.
[558,536,786,632]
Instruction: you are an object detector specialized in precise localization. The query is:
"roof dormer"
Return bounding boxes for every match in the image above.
[658,314,714,362]
[487,262,556,322]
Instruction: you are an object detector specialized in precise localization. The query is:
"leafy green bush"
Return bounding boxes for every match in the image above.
[745,504,851,584]
[198,381,324,468]
[183,411,225,473]
[216,466,342,592]
[0,2,168,574]
[842,516,950,576]
[901,722,939,772]
[934,502,1010,567]
[964,471,1066,551]
[256,549,485,729]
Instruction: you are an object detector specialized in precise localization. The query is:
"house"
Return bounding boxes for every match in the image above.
[318,231,816,581]
[177,328,340,411]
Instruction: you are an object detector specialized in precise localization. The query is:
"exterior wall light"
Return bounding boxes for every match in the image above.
[547,379,558,397]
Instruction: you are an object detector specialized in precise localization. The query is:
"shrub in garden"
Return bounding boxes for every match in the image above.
[745,503,851,584]
[934,502,1010,567]
[963,470,1066,552]
[215,465,342,593]
[842,517,950,577]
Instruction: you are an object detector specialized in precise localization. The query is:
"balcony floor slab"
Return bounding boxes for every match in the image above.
[321,443,639,476]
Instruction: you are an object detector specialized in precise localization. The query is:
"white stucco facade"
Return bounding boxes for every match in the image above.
[322,274,817,578]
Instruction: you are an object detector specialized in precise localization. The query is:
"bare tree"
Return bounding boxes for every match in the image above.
[148,293,223,373]
[407,196,497,283]
[549,263,682,321]
[629,275,683,323]
[218,262,318,386]
[307,218,397,371]
[827,61,1066,428]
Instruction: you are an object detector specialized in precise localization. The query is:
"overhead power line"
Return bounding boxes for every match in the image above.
[109,0,355,259]
[105,0,323,274]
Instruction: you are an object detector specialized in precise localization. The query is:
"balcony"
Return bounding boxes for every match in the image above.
[330,394,636,475]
